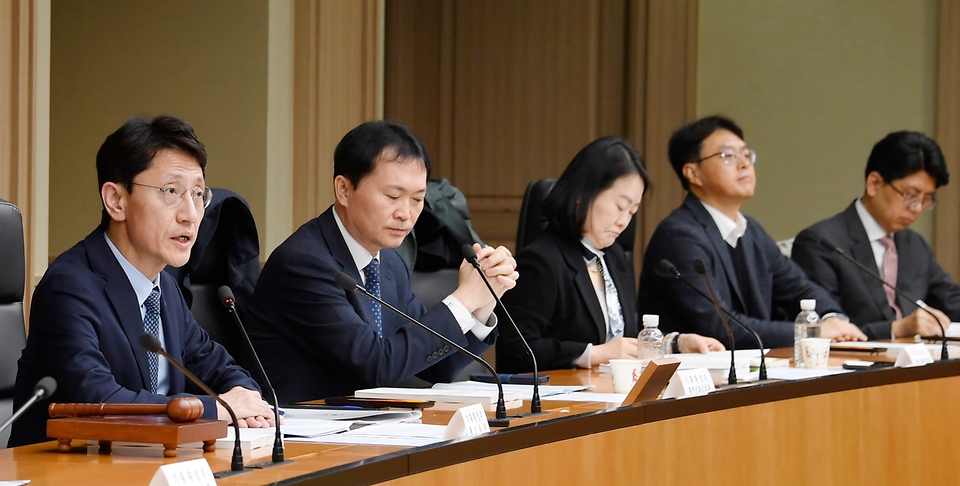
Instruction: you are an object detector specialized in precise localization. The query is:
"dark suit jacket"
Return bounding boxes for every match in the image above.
[9,229,258,447]
[246,206,494,403]
[637,194,841,348]
[792,200,960,339]
[496,230,638,372]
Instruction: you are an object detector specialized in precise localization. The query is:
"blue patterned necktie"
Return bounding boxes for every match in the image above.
[143,287,161,393]
[583,247,624,341]
[362,259,383,336]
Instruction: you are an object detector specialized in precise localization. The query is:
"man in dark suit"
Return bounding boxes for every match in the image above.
[637,116,867,348]
[246,121,518,403]
[9,115,273,447]
[792,131,960,340]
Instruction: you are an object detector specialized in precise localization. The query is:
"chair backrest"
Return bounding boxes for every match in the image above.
[515,179,637,264]
[0,199,27,398]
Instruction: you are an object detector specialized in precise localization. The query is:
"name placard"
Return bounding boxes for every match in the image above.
[663,368,715,399]
[442,403,490,439]
[149,458,216,486]
[894,343,934,368]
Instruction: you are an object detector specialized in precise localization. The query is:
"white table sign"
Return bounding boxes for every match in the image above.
[148,458,216,486]
[894,343,934,368]
[442,403,490,439]
[663,368,716,399]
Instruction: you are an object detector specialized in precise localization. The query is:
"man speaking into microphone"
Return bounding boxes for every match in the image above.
[246,121,518,403]
[792,131,960,340]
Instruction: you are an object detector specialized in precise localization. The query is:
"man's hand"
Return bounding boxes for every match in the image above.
[591,337,638,366]
[451,243,519,321]
[215,386,278,428]
[678,333,725,353]
[892,306,950,337]
[820,317,868,342]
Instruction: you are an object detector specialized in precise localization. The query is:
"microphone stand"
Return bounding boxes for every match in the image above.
[660,259,768,380]
[819,237,949,360]
[460,244,542,414]
[218,286,291,467]
[335,273,512,427]
[0,377,57,435]
[692,259,737,385]
[140,334,248,477]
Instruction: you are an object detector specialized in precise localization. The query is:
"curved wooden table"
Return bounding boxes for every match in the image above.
[2,349,958,485]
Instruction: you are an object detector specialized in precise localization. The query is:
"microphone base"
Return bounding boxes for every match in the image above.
[247,459,295,470]
[214,467,253,479]
[488,417,513,428]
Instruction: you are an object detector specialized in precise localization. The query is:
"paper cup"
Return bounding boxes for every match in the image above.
[609,359,646,393]
[800,338,831,369]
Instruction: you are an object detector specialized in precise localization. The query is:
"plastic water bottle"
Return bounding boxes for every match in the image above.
[794,299,821,368]
[637,314,665,362]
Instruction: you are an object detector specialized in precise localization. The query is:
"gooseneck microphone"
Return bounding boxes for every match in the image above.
[0,376,56,435]
[692,259,737,385]
[659,259,768,380]
[460,244,542,414]
[139,333,246,476]
[818,237,949,360]
[334,273,511,426]
[218,286,289,467]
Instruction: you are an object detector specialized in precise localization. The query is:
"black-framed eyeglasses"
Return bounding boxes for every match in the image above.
[132,182,213,210]
[888,183,936,211]
[699,147,757,165]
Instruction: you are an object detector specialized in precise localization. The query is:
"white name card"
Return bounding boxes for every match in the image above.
[894,343,934,368]
[148,458,216,486]
[442,403,491,439]
[663,368,716,399]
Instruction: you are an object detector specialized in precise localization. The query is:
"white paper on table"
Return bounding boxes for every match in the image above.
[947,323,960,337]
[289,423,448,447]
[0,481,30,485]
[765,367,852,380]
[431,381,591,400]
[541,391,627,404]
[279,419,352,438]
[280,408,421,423]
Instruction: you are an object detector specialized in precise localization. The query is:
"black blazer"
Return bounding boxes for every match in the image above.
[792,200,960,339]
[496,230,638,372]
[246,206,494,403]
[10,229,258,447]
[637,194,841,348]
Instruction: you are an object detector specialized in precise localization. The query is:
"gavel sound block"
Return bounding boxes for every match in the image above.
[46,397,228,457]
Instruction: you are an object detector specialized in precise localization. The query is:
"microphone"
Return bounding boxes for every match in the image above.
[0,377,56,436]
[139,333,246,476]
[218,286,289,466]
[659,259,768,380]
[818,237,949,360]
[691,259,737,385]
[460,244,542,414]
[334,273,511,426]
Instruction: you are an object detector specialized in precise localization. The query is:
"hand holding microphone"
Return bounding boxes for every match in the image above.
[451,243,519,318]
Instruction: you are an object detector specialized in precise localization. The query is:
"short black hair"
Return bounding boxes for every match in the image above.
[97,114,207,227]
[333,120,431,188]
[668,115,744,191]
[543,136,651,240]
[865,131,949,188]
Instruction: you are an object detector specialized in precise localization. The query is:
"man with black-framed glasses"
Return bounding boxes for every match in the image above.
[9,115,274,447]
[793,131,960,340]
[637,115,866,349]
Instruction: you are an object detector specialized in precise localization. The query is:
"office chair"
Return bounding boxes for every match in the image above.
[515,178,637,264]
[168,188,261,373]
[0,199,27,448]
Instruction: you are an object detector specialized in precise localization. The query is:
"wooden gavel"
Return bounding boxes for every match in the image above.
[48,396,204,423]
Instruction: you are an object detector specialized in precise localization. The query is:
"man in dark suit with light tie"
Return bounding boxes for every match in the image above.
[637,116,867,348]
[792,131,960,340]
[9,115,273,447]
[246,121,518,403]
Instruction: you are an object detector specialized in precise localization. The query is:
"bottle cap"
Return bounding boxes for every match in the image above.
[800,299,816,310]
[642,314,659,327]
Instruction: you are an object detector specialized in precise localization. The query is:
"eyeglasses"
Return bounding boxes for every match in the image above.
[132,182,212,210]
[888,183,936,211]
[699,147,757,165]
